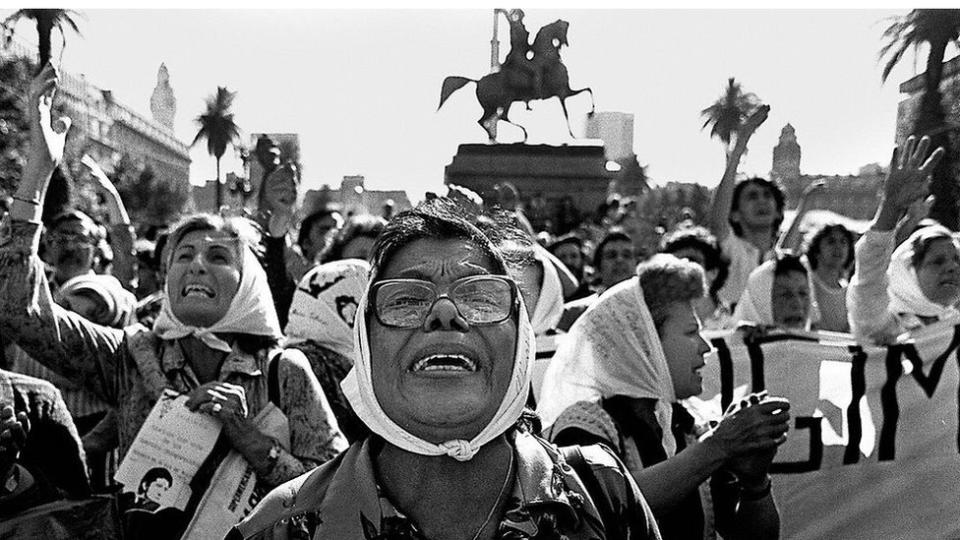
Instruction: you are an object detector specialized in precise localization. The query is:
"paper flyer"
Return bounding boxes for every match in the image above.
[114,389,223,511]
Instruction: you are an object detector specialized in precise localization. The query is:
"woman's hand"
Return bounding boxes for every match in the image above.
[0,403,30,480]
[27,63,71,180]
[732,105,770,155]
[704,393,791,460]
[184,382,250,421]
[873,136,944,231]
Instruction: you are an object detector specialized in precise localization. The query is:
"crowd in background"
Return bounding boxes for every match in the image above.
[1,63,956,540]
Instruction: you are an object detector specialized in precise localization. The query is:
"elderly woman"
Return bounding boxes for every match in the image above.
[538,255,790,540]
[733,253,820,331]
[1,65,346,538]
[848,136,954,344]
[231,198,661,540]
[284,259,371,443]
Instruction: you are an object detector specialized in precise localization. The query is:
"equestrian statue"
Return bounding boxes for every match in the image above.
[438,9,596,143]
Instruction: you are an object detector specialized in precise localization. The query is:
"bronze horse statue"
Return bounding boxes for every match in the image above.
[438,19,595,142]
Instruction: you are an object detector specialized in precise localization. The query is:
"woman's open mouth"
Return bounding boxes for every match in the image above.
[182,284,215,298]
[410,354,478,373]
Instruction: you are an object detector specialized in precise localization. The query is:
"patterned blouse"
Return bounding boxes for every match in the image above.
[229,430,662,540]
[0,219,347,488]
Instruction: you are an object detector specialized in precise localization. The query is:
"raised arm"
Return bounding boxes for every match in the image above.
[82,155,137,292]
[847,136,943,343]
[708,105,770,241]
[0,64,126,403]
[777,181,824,254]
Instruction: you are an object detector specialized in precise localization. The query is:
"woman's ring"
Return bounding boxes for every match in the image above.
[212,403,223,414]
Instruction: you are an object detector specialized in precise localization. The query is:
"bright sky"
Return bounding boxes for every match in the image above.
[3,8,955,201]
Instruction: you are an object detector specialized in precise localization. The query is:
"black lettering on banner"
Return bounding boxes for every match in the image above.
[712,337,734,413]
[844,346,867,464]
[878,345,904,461]
[744,339,766,393]
[770,416,823,474]
[879,325,960,460]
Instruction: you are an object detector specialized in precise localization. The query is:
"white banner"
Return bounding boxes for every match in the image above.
[684,322,960,539]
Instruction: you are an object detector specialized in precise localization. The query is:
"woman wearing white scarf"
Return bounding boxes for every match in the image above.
[537,276,678,454]
[284,259,371,442]
[732,254,821,330]
[847,135,953,344]
[234,198,662,540]
[540,255,791,540]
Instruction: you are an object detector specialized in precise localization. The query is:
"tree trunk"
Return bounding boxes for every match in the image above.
[35,14,53,74]
[215,158,222,212]
[916,41,958,230]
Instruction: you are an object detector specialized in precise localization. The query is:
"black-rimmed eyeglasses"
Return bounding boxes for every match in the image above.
[370,275,517,328]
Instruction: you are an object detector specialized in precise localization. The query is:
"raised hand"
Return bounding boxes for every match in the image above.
[28,63,72,175]
[734,104,770,151]
[886,136,943,211]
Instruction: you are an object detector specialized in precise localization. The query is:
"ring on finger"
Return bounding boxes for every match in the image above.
[212,403,223,414]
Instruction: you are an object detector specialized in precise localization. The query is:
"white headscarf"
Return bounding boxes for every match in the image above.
[733,258,821,329]
[888,226,960,319]
[536,277,678,456]
[153,246,283,352]
[341,288,535,462]
[285,260,370,358]
[529,245,564,335]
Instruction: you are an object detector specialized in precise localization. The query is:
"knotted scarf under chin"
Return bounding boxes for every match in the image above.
[153,248,283,353]
[341,292,535,462]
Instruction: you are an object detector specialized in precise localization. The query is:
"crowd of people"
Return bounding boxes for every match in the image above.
[0,62,953,540]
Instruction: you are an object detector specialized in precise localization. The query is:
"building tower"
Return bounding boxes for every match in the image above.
[150,63,177,130]
[771,123,803,206]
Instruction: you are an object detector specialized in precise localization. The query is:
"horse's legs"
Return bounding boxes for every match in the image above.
[558,96,575,138]
[568,87,596,115]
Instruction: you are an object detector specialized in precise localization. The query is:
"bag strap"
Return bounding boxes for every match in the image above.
[267,349,282,408]
[560,445,617,533]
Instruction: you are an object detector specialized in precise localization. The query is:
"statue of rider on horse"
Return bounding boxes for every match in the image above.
[439,9,595,143]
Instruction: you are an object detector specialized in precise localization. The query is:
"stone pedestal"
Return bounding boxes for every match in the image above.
[443,143,613,215]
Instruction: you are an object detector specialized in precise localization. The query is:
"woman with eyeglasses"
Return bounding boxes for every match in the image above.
[0,65,347,539]
[230,198,662,540]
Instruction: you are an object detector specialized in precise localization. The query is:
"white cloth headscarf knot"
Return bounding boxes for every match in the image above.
[153,246,283,352]
[537,277,678,456]
[888,226,960,319]
[341,288,535,462]
[285,259,370,358]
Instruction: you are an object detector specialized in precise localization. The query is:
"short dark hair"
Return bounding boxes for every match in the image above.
[547,233,583,255]
[138,467,173,494]
[593,229,634,269]
[297,207,343,251]
[369,197,510,284]
[729,177,786,237]
[803,224,855,271]
[659,225,730,299]
[773,252,808,278]
[320,214,387,264]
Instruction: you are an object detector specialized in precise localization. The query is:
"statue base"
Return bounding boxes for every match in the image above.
[443,143,613,216]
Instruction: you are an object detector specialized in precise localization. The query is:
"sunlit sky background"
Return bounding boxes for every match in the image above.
[3,7,957,202]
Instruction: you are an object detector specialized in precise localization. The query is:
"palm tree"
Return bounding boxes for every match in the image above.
[880,9,960,229]
[192,87,240,211]
[700,77,763,157]
[2,9,81,74]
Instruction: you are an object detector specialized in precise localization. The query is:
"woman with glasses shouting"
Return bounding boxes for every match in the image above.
[231,197,663,540]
